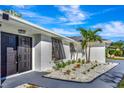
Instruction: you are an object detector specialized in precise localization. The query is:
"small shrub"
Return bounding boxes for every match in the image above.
[61,62,66,68]
[72,60,76,64]
[91,66,94,69]
[66,60,71,65]
[81,59,85,64]
[64,70,71,75]
[77,58,81,63]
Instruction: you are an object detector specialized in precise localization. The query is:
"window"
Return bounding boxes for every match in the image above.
[52,38,66,61]
[70,43,76,59]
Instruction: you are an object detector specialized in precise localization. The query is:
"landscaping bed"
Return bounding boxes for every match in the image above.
[44,60,118,83]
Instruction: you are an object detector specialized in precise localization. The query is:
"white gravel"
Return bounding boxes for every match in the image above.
[44,62,118,82]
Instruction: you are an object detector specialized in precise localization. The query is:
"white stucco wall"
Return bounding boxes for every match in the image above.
[40,34,53,71]
[77,46,106,63]
[63,44,71,61]
[89,46,106,63]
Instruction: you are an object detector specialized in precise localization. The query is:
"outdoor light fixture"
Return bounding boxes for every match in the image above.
[18,29,26,34]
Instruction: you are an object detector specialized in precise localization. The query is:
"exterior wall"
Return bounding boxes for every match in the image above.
[89,46,106,63]
[32,34,42,71]
[40,34,53,71]
[63,44,71,61]
[78,46,106,63]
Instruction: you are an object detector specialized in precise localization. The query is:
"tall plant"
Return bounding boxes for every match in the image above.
[77,28,102,62]
[77,28,88,62]
[87,28,102,62]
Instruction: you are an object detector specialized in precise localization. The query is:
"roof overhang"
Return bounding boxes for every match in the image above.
[0,11,77,43]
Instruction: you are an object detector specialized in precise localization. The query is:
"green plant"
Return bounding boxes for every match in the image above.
[114,50,123,56]
[77,58,81,63]
[66,60,71,65]
[72,60,76,64]
[61,62,66,68]
[81,59,85,64]
[109,49,116,55]
[53,61,67,70]
[91,66,94,69]
[77,28,102,62]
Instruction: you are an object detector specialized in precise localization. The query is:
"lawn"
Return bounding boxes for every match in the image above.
[107,57,124,60]
[117,76,124,88]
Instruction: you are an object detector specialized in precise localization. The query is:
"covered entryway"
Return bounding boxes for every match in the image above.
[1,32,32,77]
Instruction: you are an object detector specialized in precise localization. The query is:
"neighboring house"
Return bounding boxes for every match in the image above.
[0,11,77,79]
[69,36,106,63]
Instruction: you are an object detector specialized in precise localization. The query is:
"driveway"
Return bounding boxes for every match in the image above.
[1,60,124,88]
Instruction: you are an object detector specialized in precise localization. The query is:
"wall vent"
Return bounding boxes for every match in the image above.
[2,13,9,20]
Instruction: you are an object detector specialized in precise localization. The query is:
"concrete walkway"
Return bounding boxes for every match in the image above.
[1,60,124,88]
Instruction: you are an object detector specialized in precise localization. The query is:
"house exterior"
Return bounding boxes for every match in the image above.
[0,11,77,80]
[0,11,106,85]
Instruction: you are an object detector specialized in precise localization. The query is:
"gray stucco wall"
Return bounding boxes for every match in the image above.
[33,34,42,71]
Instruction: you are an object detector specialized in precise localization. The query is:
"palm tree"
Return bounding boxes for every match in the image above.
[77,28,102,62]
[3,10,22,18]
[77,28,88,62]
[87,28,102,62]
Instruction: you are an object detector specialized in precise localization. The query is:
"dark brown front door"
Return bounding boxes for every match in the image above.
[1,32,32,77]
[18,36,32,73]
[1,32,17,77]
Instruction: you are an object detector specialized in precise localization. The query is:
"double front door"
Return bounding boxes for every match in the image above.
[1,32,32,77]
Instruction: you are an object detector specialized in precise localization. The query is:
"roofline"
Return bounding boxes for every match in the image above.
[0,11,76,42]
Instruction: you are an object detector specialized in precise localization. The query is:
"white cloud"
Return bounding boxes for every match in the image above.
[13,5,25,9]
[51,28,80,36]
[92,21,124,37]
[90,7,122,17]
[17,10,60,24]
[55,5,88,25]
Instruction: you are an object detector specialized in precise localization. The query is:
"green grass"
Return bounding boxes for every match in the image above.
[107,57,124,60]
[117,77,124,88]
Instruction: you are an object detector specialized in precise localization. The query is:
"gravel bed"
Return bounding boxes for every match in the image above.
[44,62,119,83]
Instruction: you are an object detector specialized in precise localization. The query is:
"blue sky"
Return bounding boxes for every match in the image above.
[0,5,124,41]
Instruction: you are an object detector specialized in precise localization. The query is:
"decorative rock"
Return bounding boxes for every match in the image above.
[44,62,119,83]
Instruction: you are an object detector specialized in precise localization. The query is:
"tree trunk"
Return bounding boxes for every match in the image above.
[85,47,87,62]
[88,43,91,63]
[88,46,91,62]
[76,51,78,61]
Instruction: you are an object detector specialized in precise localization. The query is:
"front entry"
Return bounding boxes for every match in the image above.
[1,32,32,77]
